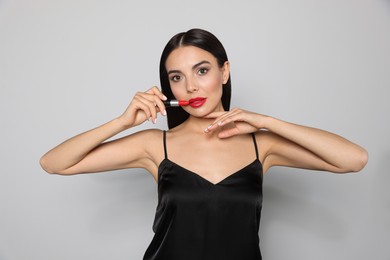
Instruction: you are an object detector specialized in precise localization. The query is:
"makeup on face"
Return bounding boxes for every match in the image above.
[188,97,207,108]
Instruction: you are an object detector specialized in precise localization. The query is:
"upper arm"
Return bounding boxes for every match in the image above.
[55,129,163,175]
[258,131,344,174]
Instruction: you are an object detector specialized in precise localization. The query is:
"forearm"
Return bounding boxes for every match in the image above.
[40,117,128,173]
[263,116,368,172]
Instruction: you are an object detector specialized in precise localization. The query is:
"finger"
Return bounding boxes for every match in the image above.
[216,109,244,126]
[218,126,241,139]
[205,109,242,133]
[204,111,231,133]
[140,95,159,123]
[136,94,161,123]
[204,110,233,126]
[143,87,167,117]
[136,96,156,119]
[147,86,167,101]
[152,94,167,116]
[133,96,152,121]
[137,92,165,122]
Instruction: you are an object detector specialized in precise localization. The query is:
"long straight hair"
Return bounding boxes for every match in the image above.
[159,29,232,129]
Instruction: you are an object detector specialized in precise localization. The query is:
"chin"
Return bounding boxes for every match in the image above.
[187,107,223,119]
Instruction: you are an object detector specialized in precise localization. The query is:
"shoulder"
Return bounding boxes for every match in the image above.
[121,128,164,141]
[124,128,164,153]
[133,128,164,139]
[253,130,282,172]
[253,129,295,154]
[120,128,165,176]
[253,130,278,149]
[253,129,298,154]
[135,128,165,158]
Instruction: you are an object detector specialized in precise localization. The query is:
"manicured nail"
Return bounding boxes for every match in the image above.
[153,118,157,124]
[204,124,212,133]
[162,95,168,100]
[162,110,167,116]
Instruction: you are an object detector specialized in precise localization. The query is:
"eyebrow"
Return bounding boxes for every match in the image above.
[167,60,211,75]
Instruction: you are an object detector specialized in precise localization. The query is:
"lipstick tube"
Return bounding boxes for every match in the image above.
[163,100,189,107]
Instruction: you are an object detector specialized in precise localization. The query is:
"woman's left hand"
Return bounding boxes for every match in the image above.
[204,108,268,138]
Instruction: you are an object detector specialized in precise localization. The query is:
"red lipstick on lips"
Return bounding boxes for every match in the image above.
[188,97,207,108]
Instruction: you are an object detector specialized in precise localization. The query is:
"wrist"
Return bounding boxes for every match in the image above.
[260,115,275,130]
[113,116,132,131]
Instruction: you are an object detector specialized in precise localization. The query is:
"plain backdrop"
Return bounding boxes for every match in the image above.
[1,0,389,259]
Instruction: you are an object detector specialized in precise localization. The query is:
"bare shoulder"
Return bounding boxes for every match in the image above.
[253,130,277,151]
[122,128,164,158]
[128,128,164,141]
[123,128,165,173]
[253,130,281,173]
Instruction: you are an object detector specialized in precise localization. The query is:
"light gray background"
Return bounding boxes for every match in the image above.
[0,0,389,259]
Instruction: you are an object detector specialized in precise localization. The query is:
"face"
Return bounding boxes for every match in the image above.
[165,46,230,117]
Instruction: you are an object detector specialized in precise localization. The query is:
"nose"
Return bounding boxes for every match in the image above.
[185,77,198,93]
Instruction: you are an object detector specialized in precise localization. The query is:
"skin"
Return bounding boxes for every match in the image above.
[39,46,368,184]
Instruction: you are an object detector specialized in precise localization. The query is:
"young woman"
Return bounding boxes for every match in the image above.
[40,28,368,260]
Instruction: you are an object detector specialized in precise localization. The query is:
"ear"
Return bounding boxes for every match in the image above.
[222,61,230,84]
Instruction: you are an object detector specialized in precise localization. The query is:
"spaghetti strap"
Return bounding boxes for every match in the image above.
[163,130,168,159]
[251,133,259,160]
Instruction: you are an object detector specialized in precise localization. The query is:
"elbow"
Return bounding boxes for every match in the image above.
[343,148,369,173]
[39,156,65,175]
[39,156,78,175]
[352,148,369,173]
[39,156,55,174]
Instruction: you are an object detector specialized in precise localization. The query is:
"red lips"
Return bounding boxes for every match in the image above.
[188,97,207,108]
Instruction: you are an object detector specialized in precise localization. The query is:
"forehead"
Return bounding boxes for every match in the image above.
[165,46,218,70]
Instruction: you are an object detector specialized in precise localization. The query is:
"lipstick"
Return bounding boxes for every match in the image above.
[163,100,189,107]
[188,97,207,108]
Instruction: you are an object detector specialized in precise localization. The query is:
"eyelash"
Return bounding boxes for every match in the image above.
[170,67,209,82]
[198,67,209,75]
[171,75,181,82]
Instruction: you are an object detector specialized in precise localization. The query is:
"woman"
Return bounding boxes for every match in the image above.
[40,28,368,260]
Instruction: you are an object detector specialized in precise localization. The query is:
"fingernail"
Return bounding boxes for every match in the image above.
[204,124,212,133]
[218,121,223,126]
[148,117,152,121]
[154,118,157,124]
[162,95,168,100]
[162,110,167,116]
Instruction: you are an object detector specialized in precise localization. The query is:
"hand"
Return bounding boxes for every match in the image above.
[204,108,268,138]
[118,86,167,128]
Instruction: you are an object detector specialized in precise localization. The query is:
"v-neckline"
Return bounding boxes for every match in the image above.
[159,158,261,186]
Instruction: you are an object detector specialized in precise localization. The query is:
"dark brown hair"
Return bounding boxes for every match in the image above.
[159,28,231,129]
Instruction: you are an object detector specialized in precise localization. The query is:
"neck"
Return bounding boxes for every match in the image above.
[170,102,226,135]
[185,116,217,132]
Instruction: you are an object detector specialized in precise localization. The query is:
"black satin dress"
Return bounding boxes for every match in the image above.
[143,131,263,260]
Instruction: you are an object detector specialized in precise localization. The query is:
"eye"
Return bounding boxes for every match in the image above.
[198,68,209,75]
[170,75,181,82]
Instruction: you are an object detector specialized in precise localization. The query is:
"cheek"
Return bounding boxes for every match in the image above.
[203,76,223,93]
[170,84,186,99]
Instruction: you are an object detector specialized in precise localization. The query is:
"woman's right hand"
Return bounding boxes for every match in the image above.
[118,86,167,128]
